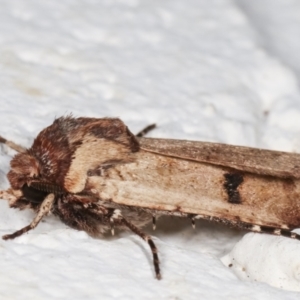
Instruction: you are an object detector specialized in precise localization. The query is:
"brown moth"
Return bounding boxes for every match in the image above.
[1,116,300,280]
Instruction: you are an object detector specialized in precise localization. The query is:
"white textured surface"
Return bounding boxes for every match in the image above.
[1,0,300,299]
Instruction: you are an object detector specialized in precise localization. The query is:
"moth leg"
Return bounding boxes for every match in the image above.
[0,189,23,206]
[152,215,156,230]
[84,205,161,278]
[0,135,26,153]
[191,217,196,229]
[2,193,55,240]
[109,209,122,236]
[188,214,196,229]
[136,124,156,137]
[120,215,161,280]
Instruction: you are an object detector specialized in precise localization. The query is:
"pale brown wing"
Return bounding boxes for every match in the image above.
[86,150,300,230]
[138,137,300,179]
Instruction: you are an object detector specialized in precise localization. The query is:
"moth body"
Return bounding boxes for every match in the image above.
[1,116,300,280]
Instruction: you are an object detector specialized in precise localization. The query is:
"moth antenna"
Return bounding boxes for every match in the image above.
[250,225,300,240]
[2,193,55,240]
[110,209,123,236]
[193,215,300,242]
[121,217,161,280]
[208,215,300,241]
[152,215,156,230]
[0,135,26,153]
[136,124,156,138]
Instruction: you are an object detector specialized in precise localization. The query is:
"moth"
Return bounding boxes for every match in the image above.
[1,116,300,280]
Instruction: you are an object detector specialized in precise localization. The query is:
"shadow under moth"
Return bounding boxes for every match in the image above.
[1,116,300,280]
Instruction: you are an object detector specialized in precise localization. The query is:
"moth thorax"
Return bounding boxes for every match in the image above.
[7,152,40,189]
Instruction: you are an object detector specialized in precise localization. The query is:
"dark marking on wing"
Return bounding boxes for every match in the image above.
[87,159,127,177]
[223,173,244,204]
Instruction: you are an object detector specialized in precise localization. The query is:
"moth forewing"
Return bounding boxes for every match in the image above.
[138,137,300,179]
[86,145,300,231]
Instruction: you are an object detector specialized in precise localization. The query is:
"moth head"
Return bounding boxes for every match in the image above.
[7,152,40,189]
